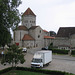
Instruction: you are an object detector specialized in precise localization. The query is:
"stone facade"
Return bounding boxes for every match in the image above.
[13,8,54,48]
[22,8,36,29]
[22,15,36,29]
[53,27,75,50]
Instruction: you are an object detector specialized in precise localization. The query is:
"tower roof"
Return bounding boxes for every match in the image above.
[22,34,35,41]
[29,26,38,30]
[23,8,36,16]
[17,25,28,31]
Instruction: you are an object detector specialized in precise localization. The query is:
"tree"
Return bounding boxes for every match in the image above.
[0,0,22,48]
[0,25,11,49]
[1,44,25,67]
[0,0,22,29]
[48,43,53,49]
[49,31,56,37]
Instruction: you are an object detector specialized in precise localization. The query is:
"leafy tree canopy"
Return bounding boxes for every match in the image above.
[1,44,25,67]
[0,25,11,48]
[0,0,22,48]
[0,0,22,29]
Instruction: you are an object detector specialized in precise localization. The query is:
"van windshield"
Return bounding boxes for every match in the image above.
[32,58,42,63]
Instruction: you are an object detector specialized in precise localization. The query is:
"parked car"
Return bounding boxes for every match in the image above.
[41,48,47,50]
[22,48,27,53]
[41,46,48,50]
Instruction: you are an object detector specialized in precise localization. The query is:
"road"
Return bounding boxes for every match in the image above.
[0,48,75,74]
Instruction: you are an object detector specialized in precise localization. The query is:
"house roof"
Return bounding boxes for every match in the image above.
[44,36,55,39]
[56,27,75,37]
[29,26,39,30]
[17,25,28,31]
[58,45,70,47]
[23,8,36,16]
[43,30,48,32]
[22,34,35,41]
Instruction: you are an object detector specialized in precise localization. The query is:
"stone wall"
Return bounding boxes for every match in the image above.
[22,40,35,48]
[70,34,75,47]
[22,15,36,29]
[53,37,70,47]
[29,26,44,48]
[13,30,28,41]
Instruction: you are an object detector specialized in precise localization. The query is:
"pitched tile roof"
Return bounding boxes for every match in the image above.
[56,27,75,37]
[23,8,36,16]
[44,36,55,39]
[43,30,48,32]
[17,25,28,31]
[58,45,70,47]
[22,34,35,41]
[29,26,38,30]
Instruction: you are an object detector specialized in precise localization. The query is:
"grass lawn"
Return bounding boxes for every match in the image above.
[2,70,48,75]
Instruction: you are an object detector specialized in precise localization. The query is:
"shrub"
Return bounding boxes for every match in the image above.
[0,67,74,75]
[0,67,12,74]
[49,48,69,54]
[16,67,73,75]
[71,50,75,55]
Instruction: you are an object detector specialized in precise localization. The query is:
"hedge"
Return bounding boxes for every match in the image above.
[71,50,75,55]
[0,67,74,75]
[0,67,12,74]
[49,48,69,54]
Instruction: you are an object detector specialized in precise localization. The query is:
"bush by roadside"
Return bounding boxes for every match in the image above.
[49,48,69,55]
[71,50,75,55]
[0,67,74,75]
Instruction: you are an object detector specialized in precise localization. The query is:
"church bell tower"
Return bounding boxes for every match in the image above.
[22,8,36,29]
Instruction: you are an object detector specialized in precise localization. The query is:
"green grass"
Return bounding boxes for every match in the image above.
[2,70,48,75]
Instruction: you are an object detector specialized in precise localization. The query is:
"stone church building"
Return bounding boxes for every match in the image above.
[13,8,54,48]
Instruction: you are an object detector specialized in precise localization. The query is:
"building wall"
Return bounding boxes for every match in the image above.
[22,15,36,29]
[44,32,50,36]
[58,46,69,50]
[53,37,70,47]
[29,26,44,48]
[34,27,44,48]
[70,34,75,47]
[22,40,35,48]
[13,30,28,47]
[14,30,28,41]
[29,29,35,39]
[44,39,54,47]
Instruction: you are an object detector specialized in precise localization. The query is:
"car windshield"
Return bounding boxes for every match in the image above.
[32,58,42,63]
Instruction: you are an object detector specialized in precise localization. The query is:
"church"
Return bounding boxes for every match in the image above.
[13,8,54,48]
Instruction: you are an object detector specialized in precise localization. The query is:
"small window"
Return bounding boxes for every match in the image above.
[40,30,41,33]
[38,35,40,38]
[30,21,31,23]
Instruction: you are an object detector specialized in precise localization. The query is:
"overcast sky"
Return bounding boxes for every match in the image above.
[18,0,75,33]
